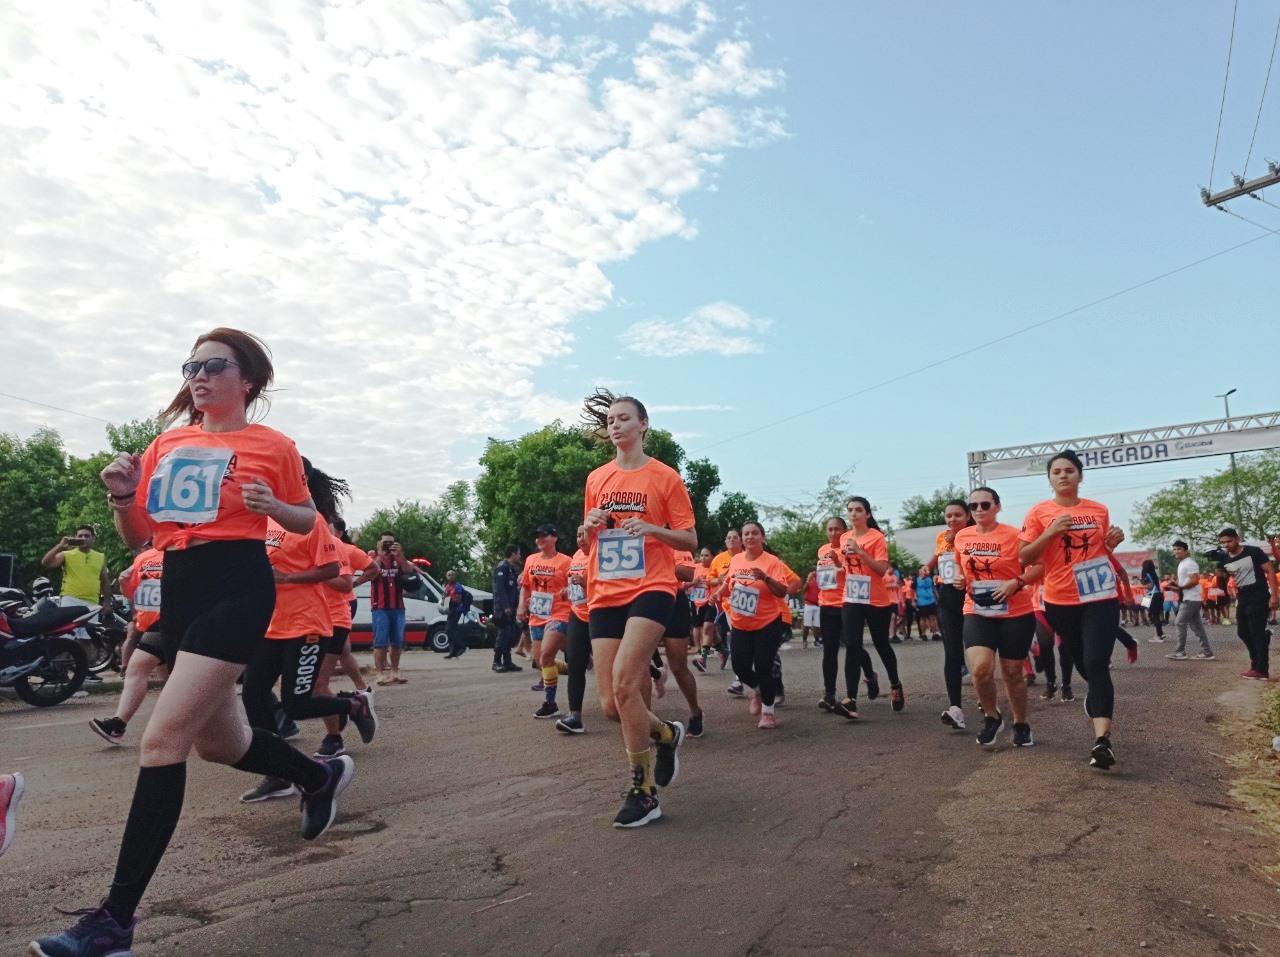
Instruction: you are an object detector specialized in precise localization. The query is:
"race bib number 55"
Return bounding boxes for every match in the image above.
[597,529,645,581]
[146,446,233,524]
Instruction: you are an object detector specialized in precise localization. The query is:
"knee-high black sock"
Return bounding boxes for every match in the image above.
[232,727,327,792]
[106,762,187,924]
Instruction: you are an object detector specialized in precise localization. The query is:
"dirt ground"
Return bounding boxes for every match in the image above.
[4,624,1280,956]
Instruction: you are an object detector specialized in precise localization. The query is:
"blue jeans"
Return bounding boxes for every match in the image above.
[371,609,406,649]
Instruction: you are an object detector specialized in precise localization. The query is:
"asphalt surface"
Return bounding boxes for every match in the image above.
[3,624,1280,956]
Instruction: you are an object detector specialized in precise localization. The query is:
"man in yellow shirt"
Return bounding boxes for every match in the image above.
[42,525,110,608]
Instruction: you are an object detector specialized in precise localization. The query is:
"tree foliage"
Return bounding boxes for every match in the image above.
[1133,452,1280,547]
[899,484,968,529]
[354,482,484,585]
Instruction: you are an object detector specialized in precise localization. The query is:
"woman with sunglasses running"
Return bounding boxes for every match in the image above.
[927,500,974,730]
[32,330,353,957]
[1019,450,1125,770]
[581,390,697,828]
[954,486,1043,748]
[836,497,904,716]
[816,516,878,717]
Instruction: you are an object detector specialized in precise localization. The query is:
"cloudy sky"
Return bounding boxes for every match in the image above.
[3,0,1279,538]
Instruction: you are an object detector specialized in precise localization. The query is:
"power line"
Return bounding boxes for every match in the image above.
[1211,0,1239,188]
[0,390,114,425]
[1245,10,1280,177]
[694,227,1280,456]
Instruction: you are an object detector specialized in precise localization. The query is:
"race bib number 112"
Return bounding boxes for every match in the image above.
[146,446,233,524]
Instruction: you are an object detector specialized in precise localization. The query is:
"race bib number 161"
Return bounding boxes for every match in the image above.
[146,446,233,524]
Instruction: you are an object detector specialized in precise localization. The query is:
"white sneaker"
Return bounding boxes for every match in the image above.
[1147,636,1166,643]
[1193,652,1216,660]
[1166,651,1187,660]
[941,705,966,730]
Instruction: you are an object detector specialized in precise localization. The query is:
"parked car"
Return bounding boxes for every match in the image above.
[350,565,494,653]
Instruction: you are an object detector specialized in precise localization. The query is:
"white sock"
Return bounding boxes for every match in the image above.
[762,703,776,715]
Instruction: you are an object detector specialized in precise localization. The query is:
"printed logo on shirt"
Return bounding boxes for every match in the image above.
[597,491,649,514]
[265,528,286,549]
[1225,555,1257,588]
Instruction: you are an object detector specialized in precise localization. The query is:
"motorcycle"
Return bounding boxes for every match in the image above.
[0,602,91,706]
[17,578,126,674]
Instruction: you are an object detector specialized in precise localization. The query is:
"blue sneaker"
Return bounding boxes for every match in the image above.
[29,902,135,957]
[300,755,354,840]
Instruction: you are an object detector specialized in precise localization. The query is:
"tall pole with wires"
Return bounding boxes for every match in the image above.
[1217,388,1245,533]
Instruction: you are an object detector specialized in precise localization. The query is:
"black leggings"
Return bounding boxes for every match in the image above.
[937,584,965,708]
[1043,600,1119,719]
[243,635,352,731]
[730,618,785,706]
[843,603,899,688]
[819,605,872,698]
[1034,613,1057,684]
[566,614,591,713]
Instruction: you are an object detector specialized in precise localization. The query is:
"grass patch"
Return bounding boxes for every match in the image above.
[1223,685,1280,886]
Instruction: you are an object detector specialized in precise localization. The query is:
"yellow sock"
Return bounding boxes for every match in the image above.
[627,749,655,792]
[541,665,558,687]
[649,714,674,745]
[556,660,569,675]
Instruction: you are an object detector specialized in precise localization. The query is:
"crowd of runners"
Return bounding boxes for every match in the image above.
[5,326,1280,956]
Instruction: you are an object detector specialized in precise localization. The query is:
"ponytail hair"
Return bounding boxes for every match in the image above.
[847,496,881,531]
[581,388,649,443]
[302,457,351,524]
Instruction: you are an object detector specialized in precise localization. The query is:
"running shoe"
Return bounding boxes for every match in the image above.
[1193,652,1216,660]
[613,787,661,829]
[833,697,859,720]
[1089,736,1116,770]
[1,771,23,857]
[932,633,943,642]
[719,650,729,670]
[301,755,355,840]
[1041,682,1058,701]
[530,680,544,692]
[748,690,762,716]
[726,682,745,698]
[555,714,584,734]
[342,690,378,744]
[240,776,298,803]
[89,717,126,746]
[890,684,905,712]
[865,672,880,700]
[758,712,778,730]
[818,694,836,712]
[976,712,1003,747]
[687,712,704,738]
[691,657,707,674]
[279,721,301,741]
[1012,723,1035,747]
[1241,670,1268,680]
[314,735,346,758]
[533,701,561,719]
[28,902,135,957]
[1166,651,1188,660]
[1061,686,1076,702]
[1147,636,1166,643]
[941,706,966,730]
[653,720,685,788]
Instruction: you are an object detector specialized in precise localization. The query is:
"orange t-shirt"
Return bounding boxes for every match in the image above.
[673,550,695,594]
[126,547,165,633]
[778,560,800,625]
[326,541,372,631]
[723,551,790,630]
[522,551,572,626]
[690,562,712,608]
[1019,498,1114,606]
[709,549,736,610]
[265,513,338,639]
[953,522,1034,617]
[583,458,696,609]
[902,578,916,602]
[934,529,965,586]
[837,528,892,607]
[815,543,846,608]
[567,549,590,623]
[134,424,309,551]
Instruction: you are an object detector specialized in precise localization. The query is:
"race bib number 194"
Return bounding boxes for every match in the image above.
[146,446,233,524]
[597,529,645,581]
[844,575,871,605]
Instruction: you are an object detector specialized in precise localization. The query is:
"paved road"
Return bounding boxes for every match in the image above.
[3,626,1279,956]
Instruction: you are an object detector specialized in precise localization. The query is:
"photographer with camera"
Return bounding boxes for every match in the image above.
[41,524,111,615]
[354,530,415,685]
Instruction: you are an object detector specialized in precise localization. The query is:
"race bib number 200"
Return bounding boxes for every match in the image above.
[597,529,645,581]
[146,446,233,524]
[729,584,759,617]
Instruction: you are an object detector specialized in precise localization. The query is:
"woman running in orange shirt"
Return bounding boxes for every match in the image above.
[1018,450,1125,770]
[835,497,904,717]
[816,516,879,715]
[690,546,715,672]
[581,391,697,828]
[556,525,593,735]
[723,521,792,729]
[928,500,974,730]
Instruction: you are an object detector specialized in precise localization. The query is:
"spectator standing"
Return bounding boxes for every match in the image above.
[442,570,470,659]
[41,525,111,610]
[491,546,523,672]
[354,530,414,685]
[1215,528,1278,679]
[1167,540,1213,660]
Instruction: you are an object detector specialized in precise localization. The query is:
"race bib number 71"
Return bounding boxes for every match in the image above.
[146,446,233,524]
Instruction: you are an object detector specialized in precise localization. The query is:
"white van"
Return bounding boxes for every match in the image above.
[351,566,493,653]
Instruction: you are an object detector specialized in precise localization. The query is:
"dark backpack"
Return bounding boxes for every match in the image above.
[458,586,473,615]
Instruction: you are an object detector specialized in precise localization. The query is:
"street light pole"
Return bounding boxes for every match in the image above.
[1216,388,1244,532]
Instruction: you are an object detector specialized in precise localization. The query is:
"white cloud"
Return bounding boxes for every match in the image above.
[621,301,770,357]
[0,0,782,518]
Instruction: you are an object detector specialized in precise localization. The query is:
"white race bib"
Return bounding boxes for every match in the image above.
[937,552,958,583]
[529,591,554,618]
[568,581,586,606]
[816,566,839,591]
[729,583,759,617]
[596,529,645,580]
[1072,556,1117,603]
[844,574,871,605]
[146,446,234,524]
[689,583,707,604]
[133,579,162,611]
[970,580,1008,618]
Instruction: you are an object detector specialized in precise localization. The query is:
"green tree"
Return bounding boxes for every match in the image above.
[899,484,968,529]
[1133,452,1280,547]
[355,481,483,585]
[704,491,759,550]
[889,542,923,575]
[683,457,722,544]
[0,428,71,586]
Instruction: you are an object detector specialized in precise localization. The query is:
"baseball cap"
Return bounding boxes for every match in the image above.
[535,524,559,538]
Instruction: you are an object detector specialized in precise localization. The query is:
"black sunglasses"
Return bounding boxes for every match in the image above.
[967,500,996,511]
[182,357,241,380]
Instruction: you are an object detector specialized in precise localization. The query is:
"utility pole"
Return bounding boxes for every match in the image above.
[1217,388,1245,533]
[1201,162,1280,206]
